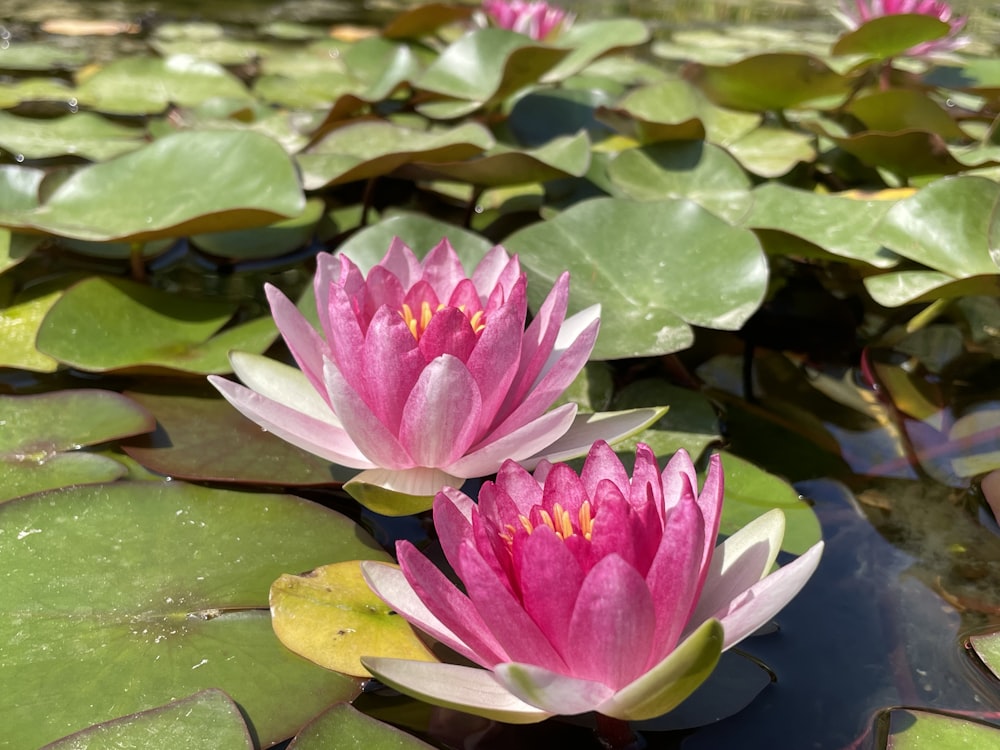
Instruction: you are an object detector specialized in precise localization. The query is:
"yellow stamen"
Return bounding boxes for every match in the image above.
[579,501,593,540]
[398,301,486,340]
[502,501,595,549]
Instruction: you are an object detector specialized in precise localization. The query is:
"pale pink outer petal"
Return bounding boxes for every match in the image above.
[519,407,667,470]
[398,355,483,466]
[361,658,553,724]
[711,541,824,650]
[228,351,334,421]
[378,238,424,289]
[323,358,412,470]
[265,284,328,399]
[324,283,370,396]
[208,374,374,469]
[444,403,578,478]
[360,307,425,434]
[346,467,462,499]
[312,252,341,342]
[493,663,615,716]
[688,508,786,628]
[432,488,477,584]
[564,554,656,689]
[471,245,519,299]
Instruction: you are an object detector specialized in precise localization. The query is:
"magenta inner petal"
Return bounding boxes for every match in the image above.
[362,307,425,433]
[515,526,584,657]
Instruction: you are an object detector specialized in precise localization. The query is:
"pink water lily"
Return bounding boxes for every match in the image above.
[481,0,573,41]
[209,239,659,513]
[362,442,824,722]
[836,0,968,56]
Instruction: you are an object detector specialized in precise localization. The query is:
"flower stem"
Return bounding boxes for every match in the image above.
[594,715,644,750]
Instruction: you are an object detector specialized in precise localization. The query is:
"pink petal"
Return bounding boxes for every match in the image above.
[432,487,477,582]
[465,279,525,429]
[580,440,630,499]
[418,307,479,363]
[522,408,667,468]
[362,265,406,317]
[361,307,425,433]
[515,525,584,657]
[660,448,698,515]
[445,403,577,478]
[565,554,656,689]
[459,541,569,673]
[446,278,483,312]
[492,459,544,516]
[644,492,705,665]
[324,283,369,396]
[420,238,467,300]
[265,284,328,399]
[586,480,638,572]
[471,245,519,300]
[323,358,412,469]
[540,462,589,518]
[208,375,373,468]
[630,443,665,521]
[395,543,510,667]
[693,454,725,594]
[398,355,483,466]
[379,238,423,289]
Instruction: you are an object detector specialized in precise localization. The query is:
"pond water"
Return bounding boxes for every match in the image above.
[3,1,1000,749]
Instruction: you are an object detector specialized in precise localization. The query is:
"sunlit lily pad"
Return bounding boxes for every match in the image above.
[121,388,353,485]
[403,131,591,186]
[191,198,324,260]
[40,689,252,750]
[845,90,966,139]
[880,708,1000,748]
[0,130,305,243]
[0,481,377,748]
[0,42,89,72]
[381,2,473,39]
[414,29,568,117]
[506,197,767,359]
[715,451,822,556]
[0,77,77,108]
[270,561,436,677]
[36,277,279,374]
[0,111,145,161]
[542,19,651,82]
[0,389,154,503]
[726,126,816,177]
[297,121,494,190]
[743,183,900,267]
[287,703,436,750]
[865,176,1000,304]
[968,629,1000,679]
[607,140,754,222]
[831,14,950,59]
[684,53,851,112]
[75,55,252,115]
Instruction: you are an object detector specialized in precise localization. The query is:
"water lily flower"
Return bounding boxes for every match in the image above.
[835,0,968,56]
[480,0,573,41]
[208,239,660,513]
[361,442,824,723]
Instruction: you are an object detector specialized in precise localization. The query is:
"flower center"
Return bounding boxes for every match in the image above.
[500,501,594,547]
[399,301,486,340]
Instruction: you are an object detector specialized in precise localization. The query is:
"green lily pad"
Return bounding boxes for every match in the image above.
[832,14,950,59]
[0,390,154,503]
[297,121,494,191]
[684,53,851,112]
[36,276,279,374]
[270,560,436,677]
[506,197,767,359]
[845,90,966,139]
[864,270,1000,307]
[191,198,324,260]
[726,126,816,178]
[253,71,363,110]
[381,2,473,39]
[0,42,89,72]
[0,228,41,276]
[120,388,354,485]
[508,88,619,147]
[287,703,436,750]
[874,176,1000,276]
[602,78,761,144]
[542,19,651,83]
[0,79,73,109]
[743,183,900,268]
[607,140,754,223]
[0,165,44,212]
[0,272,85,372]
[75,55,252,115]
[414,29,568,117]
[0,481,377,749]
[403,131,591,187]
[881,708,1000,749]
[40,689,252,750]
[968,629,1000,679]
[715,450,822,556]
[554,361,615,412]
[0,130,305,243]
[609,379,722,461]
[342,36,431,101]
[822,129,971,178]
